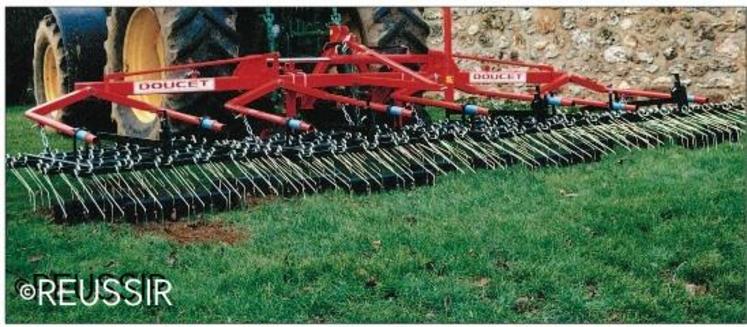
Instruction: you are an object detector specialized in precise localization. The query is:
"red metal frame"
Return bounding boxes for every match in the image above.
[26,7,708,143]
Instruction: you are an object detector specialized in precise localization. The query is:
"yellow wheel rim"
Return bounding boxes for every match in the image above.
[43,45,62,119]
[123,8,165,123]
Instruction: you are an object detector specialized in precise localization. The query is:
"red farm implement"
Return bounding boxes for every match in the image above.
[8,8,744,222]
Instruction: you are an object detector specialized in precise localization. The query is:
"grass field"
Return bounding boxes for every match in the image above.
[4,104,745,323]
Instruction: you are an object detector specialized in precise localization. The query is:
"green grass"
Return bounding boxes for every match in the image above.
[5,104,745,323]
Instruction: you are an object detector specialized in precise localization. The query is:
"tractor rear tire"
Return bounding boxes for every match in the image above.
[356,7,430,54]
[105,8,239,139]
[33,13,114,132]
[358,7,431,123]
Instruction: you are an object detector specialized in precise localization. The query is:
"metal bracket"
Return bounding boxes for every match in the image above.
[531,86,550,119]
[159,111,174,154]
[671,73,689,110]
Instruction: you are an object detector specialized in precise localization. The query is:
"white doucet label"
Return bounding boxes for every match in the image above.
[133,78,216,94]
[469,71,527,84]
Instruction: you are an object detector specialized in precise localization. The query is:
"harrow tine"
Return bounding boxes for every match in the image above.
[518,134,560,166]
[241,160,280,196]
[224,161,250,201]
[117,172,148,220]
[75,174,107,220]
[488,138,535,168]
[587,122,634,151]
[348,152,383,191]
[311,156,348,191]
[281,156,318,193]
[43,174,67,221]
[156,166,191,219]
[131,171,163,222]
[531,132,573,163]
[467,137,505,169]
[548,130,592,162]
[179,166,212,214]
[425,141,465,174]
[617,117,661,148]
[383,148,417,185]
[171,167,203,216]
[439,140,477,172]
[524,133,568,165]
[10,169,37,211]
[208,162,243,206]
[232,159,266,198]
[574,126,616,155]
[28,169,51,210]
[395,146,434,179]
[60,174,90,217]
[323,156,354,191]
[91,174,123,222]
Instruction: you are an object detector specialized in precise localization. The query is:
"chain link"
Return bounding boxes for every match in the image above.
[411,106,425,126]
[341,104,355,126]
[330,8,342,26]
[39,127,50,153]
[241,116,254,135]
[261,8,278,52]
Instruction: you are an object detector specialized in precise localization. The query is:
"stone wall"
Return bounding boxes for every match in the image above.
[424,8,745,102]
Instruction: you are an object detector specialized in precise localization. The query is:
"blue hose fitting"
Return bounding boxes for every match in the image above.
[463,104,479,116]
[74,129,89,141]
[547,96,563,106]
[387,106,404,117]
[287,118,303,131]
[200,117,216,130]
[611,101,626,111]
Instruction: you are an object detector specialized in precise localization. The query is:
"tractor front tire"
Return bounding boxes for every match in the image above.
[33,13,113,132]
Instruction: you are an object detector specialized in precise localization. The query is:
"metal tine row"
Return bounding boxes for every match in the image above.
[8,100,744,223]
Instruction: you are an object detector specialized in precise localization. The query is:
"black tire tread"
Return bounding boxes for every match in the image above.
[358,7,430,54]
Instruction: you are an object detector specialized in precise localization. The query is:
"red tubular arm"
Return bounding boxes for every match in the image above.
[227,80,281,106]
[457,84,573,106]
[571,97,636,111]
[225,81,313,131]
[94,90,224,132]
[688,95,709,104]
[27,88,94,115]
[452,53,555,71]
[457,84,535,102]
[25,85,226,144]
[614,88,708,104]
[392,89,489,116]
[25,88,98,143]
[282,82,413,118]
[104,53,273,80]
[225,103,312,131]
[568,74,610,93]
[615,89,670,99]
[345,40,439,88]
[539,74,571,94]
